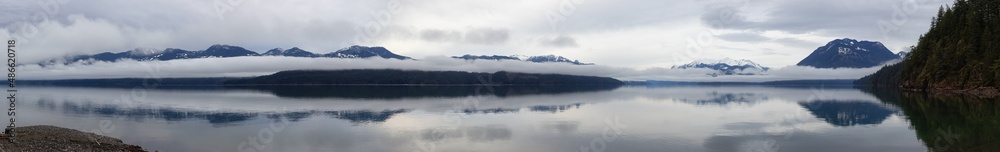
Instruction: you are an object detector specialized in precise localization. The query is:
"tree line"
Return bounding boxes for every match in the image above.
[221,69,624,86]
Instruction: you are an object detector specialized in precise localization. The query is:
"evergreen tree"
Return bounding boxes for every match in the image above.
[862,0,1000,90]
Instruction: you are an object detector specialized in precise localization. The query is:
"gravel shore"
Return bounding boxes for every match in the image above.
[0,125,146,152]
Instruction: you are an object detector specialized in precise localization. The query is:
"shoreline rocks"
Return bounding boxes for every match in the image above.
[0,125,146,152]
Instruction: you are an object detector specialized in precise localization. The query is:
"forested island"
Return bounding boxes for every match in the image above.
[857,0,999,95]
[221,69,624,86]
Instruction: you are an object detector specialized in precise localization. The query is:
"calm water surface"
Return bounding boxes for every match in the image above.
[15,85,1000,152]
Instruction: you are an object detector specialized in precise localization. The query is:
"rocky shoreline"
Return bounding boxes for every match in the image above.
[0,125,146,152]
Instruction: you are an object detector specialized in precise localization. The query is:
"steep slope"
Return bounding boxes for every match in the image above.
[900,0,1000,90]
[860,0,1000,92]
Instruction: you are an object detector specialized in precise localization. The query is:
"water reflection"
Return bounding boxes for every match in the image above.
[39,96,592,125]
[664,87,899,127]
[46,97,413,125]
[15,85,999,151]
[461,108,520,114]
[226,85,621,99]
[420,125,513,142]
[676,91,769,106]
[863,88,1000,152]
[799,101,896,127]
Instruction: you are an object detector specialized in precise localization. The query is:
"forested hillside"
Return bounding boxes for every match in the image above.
[856,63,905,87]
[221,69,624,86]
[859,0,1000,91]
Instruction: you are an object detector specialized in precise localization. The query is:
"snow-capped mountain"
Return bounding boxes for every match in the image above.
[451,54,594,65]
[125,48,163,56]
[452,55,522,61]
[54,48,199,64]
[796,38,900,68]
[672,58,770,76]
[323,45,411,60]
[200,44,259,58]
[525,55,594,65]
[45,45,412,65]
[262,47,317,57]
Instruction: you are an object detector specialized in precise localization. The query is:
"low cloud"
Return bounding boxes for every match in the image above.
[1,0,950,69]
[3,14,358,64]
[21,56,885,82]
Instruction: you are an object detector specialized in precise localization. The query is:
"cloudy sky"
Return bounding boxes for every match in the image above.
[0,0,951,80]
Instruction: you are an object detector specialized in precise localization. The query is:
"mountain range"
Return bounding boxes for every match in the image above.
[42,38,903,79]
[452,54,595,65]
[43,45,601,66]
[796,38,900,68]
[672,58,770,76]
[672,38,900,76]
[43,45,412,65]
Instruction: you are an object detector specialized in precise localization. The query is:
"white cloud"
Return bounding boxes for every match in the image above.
[21,56,885,82]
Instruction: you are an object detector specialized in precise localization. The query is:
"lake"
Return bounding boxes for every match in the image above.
[14,85,1000,152]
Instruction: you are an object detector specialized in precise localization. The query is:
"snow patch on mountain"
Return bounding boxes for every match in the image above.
[452,54,594,65]
[797,38,899,68]
[672,58,770,77]
[39,45,412,66]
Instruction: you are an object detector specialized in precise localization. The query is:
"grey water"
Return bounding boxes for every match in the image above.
[14,85,1000,152]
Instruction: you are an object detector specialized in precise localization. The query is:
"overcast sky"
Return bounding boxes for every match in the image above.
[0,0,951,82]
[0,0,952,67]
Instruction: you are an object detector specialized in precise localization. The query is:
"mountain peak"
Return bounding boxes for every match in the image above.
[263,47,316,57]
[340,45,385,51]
[797,38,899,68]
[263,48,285,55]
[827,38,885,48]
[208,44,235,50]
[525,55,593,65]
[833,38,857,42]
[690,57,758,67]
[675,58,769,76]
[328,45,410,60]
[126,48,162,56]
[42,44,415,65]
[453,54,521,61]
[452,54,594,65]
[205,44,248,52]
[201,44,257,57]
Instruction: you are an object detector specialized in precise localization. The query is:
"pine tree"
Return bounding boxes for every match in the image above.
[865,0,1000,90]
